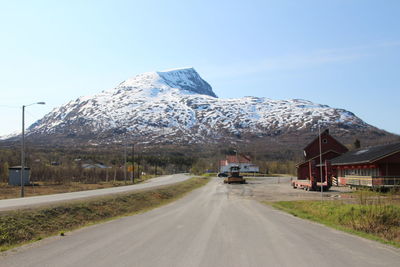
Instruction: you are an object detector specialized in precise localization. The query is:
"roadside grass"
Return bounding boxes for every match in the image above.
[202,173,217,177]
[343,188,400,204]
[0,175,157,200]
[0,177,209,251]
[269,199,400,248]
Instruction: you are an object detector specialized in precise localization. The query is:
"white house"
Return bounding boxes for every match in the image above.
[219,155,259,173]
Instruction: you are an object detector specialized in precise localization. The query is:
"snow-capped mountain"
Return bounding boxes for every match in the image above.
[19,68,388,146]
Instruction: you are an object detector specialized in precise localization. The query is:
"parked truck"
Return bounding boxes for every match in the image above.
[292,160,332,191]
[224,165,246,184]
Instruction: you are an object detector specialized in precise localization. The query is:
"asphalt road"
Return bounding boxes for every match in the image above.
[0,174,191,212]
[1,178,399,267]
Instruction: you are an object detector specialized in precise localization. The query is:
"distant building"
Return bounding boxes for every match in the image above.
[219,155,259,173]
[8,166,30,186]
[82,163,111,169]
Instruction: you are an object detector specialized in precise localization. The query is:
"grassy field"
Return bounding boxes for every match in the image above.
[270,194,400,247]
[0,175,157,200]
[0,177,209,251]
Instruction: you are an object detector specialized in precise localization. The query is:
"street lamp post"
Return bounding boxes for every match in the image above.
[21,102,45,197]
[233,149,239,165]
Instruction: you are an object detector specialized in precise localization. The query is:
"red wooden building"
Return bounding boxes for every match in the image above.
[297,129,400,188]
[331,142,400,187]
[296,129,348,181]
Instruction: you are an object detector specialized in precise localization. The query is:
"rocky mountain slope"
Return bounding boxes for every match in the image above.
[9,68,394,147]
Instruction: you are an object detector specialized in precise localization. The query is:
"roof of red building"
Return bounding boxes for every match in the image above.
[225,155,252,164]
[331,142,400,165]
[303,129,348,152]
[296,150,343,167]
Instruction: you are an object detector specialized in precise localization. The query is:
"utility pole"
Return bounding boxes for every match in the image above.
[21,102,45,197]
[124,138,127,184]
[234,149,239,165]
[137,153,141,180]
[155,154,159,176]
[131,143,134,183]
[253,146,257,177]
[21,105,25,197]
[236,150,238,164]
[318,124,323,200]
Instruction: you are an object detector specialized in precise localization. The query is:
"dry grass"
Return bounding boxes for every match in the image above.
[0,176,157,200]
[341,188,400,205]
[270,191,400,248]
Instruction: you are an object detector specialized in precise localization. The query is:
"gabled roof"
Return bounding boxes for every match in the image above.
[82,163,111,169]
[9,166,30,170]
[225,155,251,164]
[303,129,348,152]
[296,150,342,167]
[331,142,400,165]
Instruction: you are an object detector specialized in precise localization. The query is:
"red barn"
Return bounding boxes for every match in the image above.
[296,129,348,181]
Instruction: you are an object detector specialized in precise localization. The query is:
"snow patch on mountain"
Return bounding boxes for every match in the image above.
[25,67,371,144]
[0,130,20,140]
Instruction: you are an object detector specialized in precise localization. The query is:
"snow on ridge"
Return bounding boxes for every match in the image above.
[0,130,20,140]
[157,67,217,97]
[109,67,216,98]
[22,68,371,143]
[158,67,194,73]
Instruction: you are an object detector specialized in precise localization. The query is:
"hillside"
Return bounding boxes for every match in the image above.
[3,68,397,149]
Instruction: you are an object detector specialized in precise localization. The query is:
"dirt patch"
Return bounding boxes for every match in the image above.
[222,176,353,202]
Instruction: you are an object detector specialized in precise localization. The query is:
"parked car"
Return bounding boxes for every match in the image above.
[217,172,228,177]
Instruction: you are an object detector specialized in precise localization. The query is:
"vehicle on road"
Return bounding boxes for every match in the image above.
[217,172,228,177]
[292,160,332,191]
[291,179,331,191]
[224,165,246,184]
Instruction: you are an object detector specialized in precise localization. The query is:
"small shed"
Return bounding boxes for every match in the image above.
[8,166,31,186]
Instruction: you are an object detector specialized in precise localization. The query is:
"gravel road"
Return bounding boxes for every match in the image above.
[0,174,191,212]
[1,177,399,267]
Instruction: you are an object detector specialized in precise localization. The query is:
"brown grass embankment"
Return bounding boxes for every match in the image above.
[0,175,157,200]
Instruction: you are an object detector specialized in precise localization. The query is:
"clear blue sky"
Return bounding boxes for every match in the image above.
[1,0,399,136]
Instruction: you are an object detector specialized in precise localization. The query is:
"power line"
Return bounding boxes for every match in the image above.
[0,105,19,109]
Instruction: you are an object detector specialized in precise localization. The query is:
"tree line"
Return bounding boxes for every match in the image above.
[0,147,195,184]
